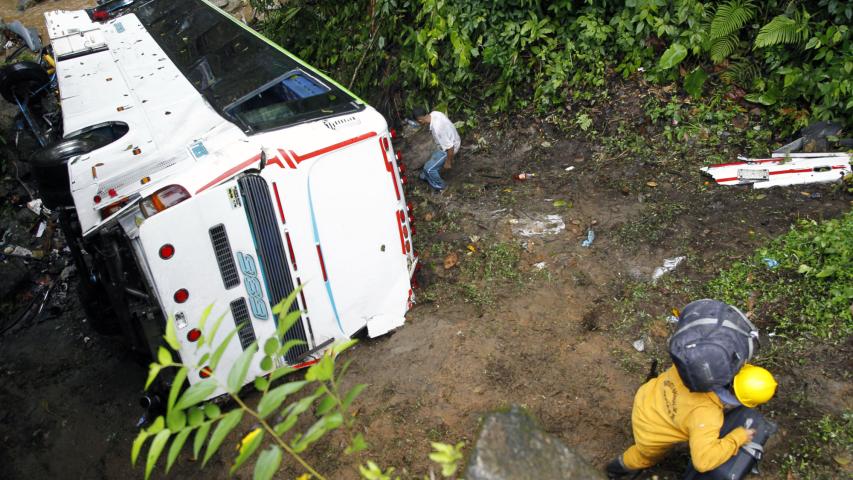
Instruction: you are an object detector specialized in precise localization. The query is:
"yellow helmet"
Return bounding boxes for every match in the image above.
[733,364,777,408]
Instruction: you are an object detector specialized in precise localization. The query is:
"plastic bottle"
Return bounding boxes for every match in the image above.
[514,173,536,181]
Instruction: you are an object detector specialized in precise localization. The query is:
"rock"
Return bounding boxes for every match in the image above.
[732,114,749,130]
[466,406,605,480]
[16,207,35,223]
[0,258,30,299]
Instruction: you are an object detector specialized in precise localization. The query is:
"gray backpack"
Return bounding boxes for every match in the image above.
[669,299,759,392]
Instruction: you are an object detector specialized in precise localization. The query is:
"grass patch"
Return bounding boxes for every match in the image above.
[615,202,688,245]
[418,239,524,310]
[458,242,522,308]
[707,212,853,341]
[782,412,853,480]
[616,212,853,343]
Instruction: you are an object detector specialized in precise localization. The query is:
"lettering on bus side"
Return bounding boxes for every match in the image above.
[236,252,269,320]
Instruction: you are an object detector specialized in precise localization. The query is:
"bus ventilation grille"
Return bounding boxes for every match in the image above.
[238,174,309,363]
[230,298,258,351]
[209,224,240,289]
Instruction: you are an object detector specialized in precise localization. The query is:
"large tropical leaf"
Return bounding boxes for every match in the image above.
[754,15,808,49]
[710,0,756,40]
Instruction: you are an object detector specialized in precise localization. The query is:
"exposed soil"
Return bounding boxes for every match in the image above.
[1,3,851,480]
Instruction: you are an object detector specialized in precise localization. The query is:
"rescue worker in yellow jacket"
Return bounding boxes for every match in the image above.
[606,364,777,478]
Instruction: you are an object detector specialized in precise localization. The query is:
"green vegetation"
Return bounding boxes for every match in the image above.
[250,0,852,124]
[420,238,524,309]
[133,292,465,479]
[616,212,853,341]
[707,211,853,340]
[782,412,853,479]
[133,293,367,480]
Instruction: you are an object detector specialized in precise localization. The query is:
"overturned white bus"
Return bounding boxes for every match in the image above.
[29,0,415,397]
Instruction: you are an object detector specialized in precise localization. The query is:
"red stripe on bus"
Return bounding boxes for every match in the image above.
[379,138,401,199]
[196,154,261,193]
[292,358,319,369]
[297,277,309,311]
[285,232,297,270]
[295,277,309,311]
[316,245,328,281]
[290,132,378,164]
[770,168,820,175]
[272,182,286,223]
[277,148,296,169]
[396,210,406,254]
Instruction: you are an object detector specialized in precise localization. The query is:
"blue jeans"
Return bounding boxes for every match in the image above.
[420,150,447,190]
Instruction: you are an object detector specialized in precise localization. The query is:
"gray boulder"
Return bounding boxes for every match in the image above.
[466,406,605,480]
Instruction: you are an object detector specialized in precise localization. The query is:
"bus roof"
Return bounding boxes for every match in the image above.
[129,0,361,133]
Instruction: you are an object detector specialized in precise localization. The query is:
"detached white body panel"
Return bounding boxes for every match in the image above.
[45,0,415,398]
[701,153,851,189]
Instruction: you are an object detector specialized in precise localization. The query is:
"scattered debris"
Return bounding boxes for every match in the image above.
[632,339,645,352]
[666,315,679,324]
[553,199,570,208]
[3,245,34,258]
[646,181,658,188]
[27,199,51,217]
[774,121,846,154]
[652,256,685,282]
[762,258,779,269]
[564,166,575,172]
[443,252,459,270]
[5,20,43,51]
[514,173,536,181]
[581,229,595,247]
[533,262,547,271]
[701,153,851,189]
[540,141,552,148]
[509,214,565,237]
[799,191,822,199]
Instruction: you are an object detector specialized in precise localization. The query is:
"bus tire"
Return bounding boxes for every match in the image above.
[0,61,50,103]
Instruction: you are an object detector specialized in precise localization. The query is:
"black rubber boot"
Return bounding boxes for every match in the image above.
[606,456,640,479]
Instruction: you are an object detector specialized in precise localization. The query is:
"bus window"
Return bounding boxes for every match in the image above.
[227,70,355,131]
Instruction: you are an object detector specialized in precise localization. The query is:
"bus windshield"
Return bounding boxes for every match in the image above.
[131,0,360,132]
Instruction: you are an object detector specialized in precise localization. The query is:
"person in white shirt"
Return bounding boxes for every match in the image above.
[413,107,461,191]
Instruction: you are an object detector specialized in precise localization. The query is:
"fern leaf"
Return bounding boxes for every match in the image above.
[710,34,740,63]
[710,0,756,40]
[754,15,807,49]
[720,58,761,87]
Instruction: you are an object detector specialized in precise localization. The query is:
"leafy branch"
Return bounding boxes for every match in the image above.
[132,289,366,480]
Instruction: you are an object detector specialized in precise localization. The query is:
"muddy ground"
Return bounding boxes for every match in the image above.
[1,2,851,480]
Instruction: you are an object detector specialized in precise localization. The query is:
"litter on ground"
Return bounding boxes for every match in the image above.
[581,229,595,247]
[652,256,685,282]
[509,214,565,237]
